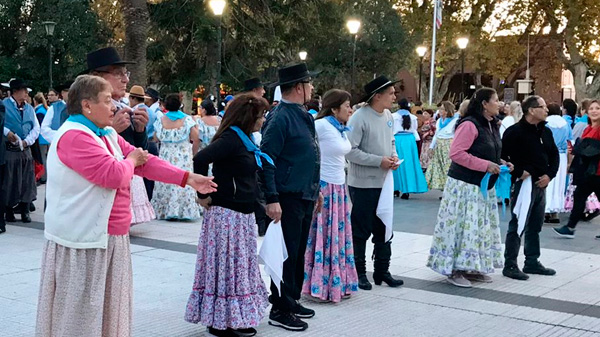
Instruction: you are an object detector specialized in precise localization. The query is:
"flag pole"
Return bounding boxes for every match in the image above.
[428,0,439,106]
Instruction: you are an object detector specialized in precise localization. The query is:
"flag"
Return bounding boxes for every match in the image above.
[436,0,443,29]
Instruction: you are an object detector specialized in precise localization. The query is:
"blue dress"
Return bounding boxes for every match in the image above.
[392,110,428,194]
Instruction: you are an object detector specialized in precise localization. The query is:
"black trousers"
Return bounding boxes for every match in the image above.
[567,175,600,229]
[269,194,314,312]
[143,140,159,201]
[348,186,391,276]
[505,180,546,268]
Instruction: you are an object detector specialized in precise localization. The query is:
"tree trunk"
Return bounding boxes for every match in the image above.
[122,0,149,87]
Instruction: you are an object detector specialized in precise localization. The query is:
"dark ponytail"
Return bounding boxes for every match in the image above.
[401,115,411,130]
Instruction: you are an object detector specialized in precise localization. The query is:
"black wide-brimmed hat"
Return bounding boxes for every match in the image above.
[269,63,321,87]
[244,77,263,92]
[360,75,400,103]
[84,47,135,73]
[8,78,30,91]
[55,80,74,92]
[145,88,161,101]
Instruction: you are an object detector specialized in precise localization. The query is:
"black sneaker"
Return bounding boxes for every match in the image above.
[268,310,308,331]
[502,265,529,280]
[523,261,556,276]
[292,301,315,319]
[553,226,575,239]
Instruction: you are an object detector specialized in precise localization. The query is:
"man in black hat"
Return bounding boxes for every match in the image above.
[260,63,322,332]
[346,76,403,291]
[244,77,266,99]
[87,47,149,150]
[40,81,72,144]
[2,79,39,224]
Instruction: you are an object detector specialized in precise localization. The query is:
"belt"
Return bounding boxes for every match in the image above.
[5,142,26,152]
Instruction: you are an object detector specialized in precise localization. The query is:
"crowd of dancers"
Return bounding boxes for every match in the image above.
[1,44,600,337]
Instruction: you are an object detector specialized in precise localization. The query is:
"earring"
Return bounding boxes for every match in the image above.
[87,110,91,114]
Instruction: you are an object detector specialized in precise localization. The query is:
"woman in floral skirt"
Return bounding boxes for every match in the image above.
[151,94,202,220]
[425,101,459,191]
[427,88,511,288]
[185,94,270,337]
[302,89,359,303]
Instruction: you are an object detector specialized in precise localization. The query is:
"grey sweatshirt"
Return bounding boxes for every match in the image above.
[346,105,397,188]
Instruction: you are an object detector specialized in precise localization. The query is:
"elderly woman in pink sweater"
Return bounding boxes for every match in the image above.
[36,75,216,337]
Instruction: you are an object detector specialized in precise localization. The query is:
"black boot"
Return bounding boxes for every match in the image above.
[353,237,372,290]
[5,207,16,222]
[373,242,403,287]
[0,203,6,233]
[20,203,31,223]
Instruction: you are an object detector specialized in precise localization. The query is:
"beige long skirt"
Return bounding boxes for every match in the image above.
[36,235,133,337]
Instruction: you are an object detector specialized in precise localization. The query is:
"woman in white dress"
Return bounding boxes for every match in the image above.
[152,94,202,220]
[197,99,220,150]
[500,101,523,138]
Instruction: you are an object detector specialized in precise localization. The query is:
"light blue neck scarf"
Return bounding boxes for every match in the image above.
[230,126,274,169]
[481,165,511,214]
[165,110,187,121]
[67,114,113,137]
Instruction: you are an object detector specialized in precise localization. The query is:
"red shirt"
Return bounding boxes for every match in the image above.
[582,125,600,175]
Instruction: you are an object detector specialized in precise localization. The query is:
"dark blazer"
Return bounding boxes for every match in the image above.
[570,138,600,185]
[260,100,320,203]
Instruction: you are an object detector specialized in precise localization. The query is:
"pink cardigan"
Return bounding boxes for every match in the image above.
[57,130,189,235]
[449,121,490,172]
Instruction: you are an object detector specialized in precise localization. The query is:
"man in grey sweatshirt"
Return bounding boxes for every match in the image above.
[346,76,403,290]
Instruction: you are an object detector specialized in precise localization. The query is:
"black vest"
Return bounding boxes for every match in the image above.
[447,116,502,188]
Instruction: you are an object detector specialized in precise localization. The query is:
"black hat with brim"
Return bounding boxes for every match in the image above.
[8,78,29,91]
[55,80,74,93]
[269,63,321,88]
[83,47,135,74]
[244,77,264,92]
[360,75,400,103]
[145,88,161,101]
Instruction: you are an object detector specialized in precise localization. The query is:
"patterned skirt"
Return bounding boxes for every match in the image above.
[130,175,155,225]
[427,177,503,276]
[302,181,359,302]
[564,174,600,213]
[36,235,133,337]
[425,138,453,190]
[184,206,268,329]
[420,139,433,169]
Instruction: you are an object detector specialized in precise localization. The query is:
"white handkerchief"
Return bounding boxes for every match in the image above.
[377,169,398,242]
[513,177,532,236]
[258,221,288,296]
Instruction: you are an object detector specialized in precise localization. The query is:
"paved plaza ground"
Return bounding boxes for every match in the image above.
[4,186,600,336]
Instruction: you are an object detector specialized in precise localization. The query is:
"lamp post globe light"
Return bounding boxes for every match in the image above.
[346,19,361,94]
[456,37,469,101]
[416,46,427,101]
[299,51,308,61]
[42,21,56,90]
[209,0,226,109]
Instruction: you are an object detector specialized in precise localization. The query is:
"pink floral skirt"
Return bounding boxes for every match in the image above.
[302,181,358,302]
[564,174,600,213]
[130,176,155,225]
[184,206,268,329]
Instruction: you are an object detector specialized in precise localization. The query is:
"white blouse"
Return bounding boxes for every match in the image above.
[315,118,352,185]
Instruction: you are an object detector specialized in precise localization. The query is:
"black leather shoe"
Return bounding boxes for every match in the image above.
[401,193,409,200]
[0,221,6,234]
[358,274,372,290]
[373,272,404,287]
[502,266,529,280]
[21,212,31,223]
[523,262,556,276]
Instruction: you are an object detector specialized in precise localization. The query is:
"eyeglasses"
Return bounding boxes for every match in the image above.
[97,70,130,79]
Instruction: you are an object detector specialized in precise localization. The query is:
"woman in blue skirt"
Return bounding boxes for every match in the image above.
[392,99,428,199]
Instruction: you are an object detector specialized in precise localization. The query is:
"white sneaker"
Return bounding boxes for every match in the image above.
[447,273,472,288]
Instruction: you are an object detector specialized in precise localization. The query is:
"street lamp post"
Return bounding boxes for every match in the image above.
[456,37,469,101]
[346,19,361,94]
[416,46,427,102]
[299,51,307,61]
[209,0,226,109]
[42,21,56,90]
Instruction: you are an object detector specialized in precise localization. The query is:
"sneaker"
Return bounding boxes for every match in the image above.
[268,310,308,331]
[553,226,575,239]
[502,266,529,280]
[292,301,315,319]
[447,273,472,288]
[464,272,493,283]
[523,261,556,276]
